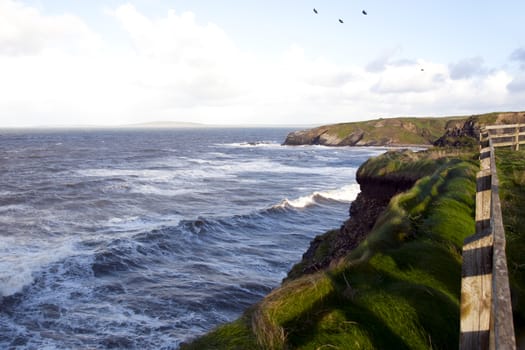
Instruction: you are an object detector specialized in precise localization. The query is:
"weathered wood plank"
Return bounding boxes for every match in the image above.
[460,274,492,333]
[484,123,523,130]
[488,131,525,138]
[479,147,491,170]
[461,271,492,346]
[476,170,492,234]
[515,127,520,151]
[464,233,492,249]
[461,232,493,350]
[461,331,490,350]
[490,141,525,148]
[462,246,493,277]
[489,145,516,349]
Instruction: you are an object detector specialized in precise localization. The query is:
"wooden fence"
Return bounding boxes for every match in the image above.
[459,125,521,350]
[484,124,525,150]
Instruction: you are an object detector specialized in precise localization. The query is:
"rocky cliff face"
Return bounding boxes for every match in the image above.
[283,126,366,146]
[433,117,479,147]
[283,126,332,146]
[286,168,416,279]
[283,126,391,147]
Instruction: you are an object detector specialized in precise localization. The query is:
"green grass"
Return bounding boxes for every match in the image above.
[495,148,525,341]
[179,314,259,350]
[182,151,478,349]
[356,148,476,183]
[326,117,455,145]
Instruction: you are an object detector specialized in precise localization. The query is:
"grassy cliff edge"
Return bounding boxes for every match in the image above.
[181,149,479,349]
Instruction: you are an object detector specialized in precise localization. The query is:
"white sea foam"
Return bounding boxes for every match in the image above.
[188,158,213,164]
[0,237,76,297]
[0,204,30,213]
[80,155,358,189]
[80,168,175,181]
[214,159,355,177]
[220,141,281,148]
[130,184,194,197]
[319,184,361,202]
[80,167,235,183]
[105,214,181,232]
[274,184,360,209]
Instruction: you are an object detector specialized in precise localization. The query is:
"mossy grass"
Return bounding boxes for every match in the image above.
[182,150,478,349]
[356,148,477,183]
[179,313,259,350]
[494,148,525,341]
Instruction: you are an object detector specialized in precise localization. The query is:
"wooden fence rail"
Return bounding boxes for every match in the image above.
[460,126,517,350]
[484,123,525,150]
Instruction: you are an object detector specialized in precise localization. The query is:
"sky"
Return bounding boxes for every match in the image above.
[1,0,525,127]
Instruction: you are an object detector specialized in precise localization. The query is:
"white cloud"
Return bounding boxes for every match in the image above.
[448,56,487,80]
[365,47,403,73]
[0,0,101,55]
[510,47,525,71]
[113,4,236,64]
[0,2,256,126]
[441,70,512,110]
[510,48,525,62]
[507,75,525,92]
[371,61,445,94]
[111,4,255,105]
[0,1,524,127]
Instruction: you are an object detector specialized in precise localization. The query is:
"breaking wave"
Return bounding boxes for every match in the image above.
[274,184,360,209]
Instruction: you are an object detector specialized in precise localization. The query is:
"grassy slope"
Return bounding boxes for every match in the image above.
[325,117,459,145]
[495,149,525,342]
[181,150,478,350]
[311,112,524,146]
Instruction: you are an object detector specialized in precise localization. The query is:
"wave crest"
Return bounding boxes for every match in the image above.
[274,184,360,210]
[0,238,76,297]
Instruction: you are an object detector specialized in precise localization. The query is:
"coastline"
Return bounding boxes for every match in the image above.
[181,147,479,349]
[182,112,525,348]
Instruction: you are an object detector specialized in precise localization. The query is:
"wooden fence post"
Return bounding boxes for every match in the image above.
[514,124,520,151]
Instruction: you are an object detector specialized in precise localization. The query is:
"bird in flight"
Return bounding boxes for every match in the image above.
[339,18,344,23]
[362,10,368,15]
[313,8,318,14]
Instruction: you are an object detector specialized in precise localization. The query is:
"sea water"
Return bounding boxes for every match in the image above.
[0,128,386,349]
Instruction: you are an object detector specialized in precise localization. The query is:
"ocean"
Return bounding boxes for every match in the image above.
[0,128,386,349]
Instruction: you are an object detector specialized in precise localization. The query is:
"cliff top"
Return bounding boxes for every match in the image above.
[283,111,525,147]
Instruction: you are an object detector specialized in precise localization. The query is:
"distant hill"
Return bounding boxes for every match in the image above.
[121,121,206,128]
[283,111,525,147]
